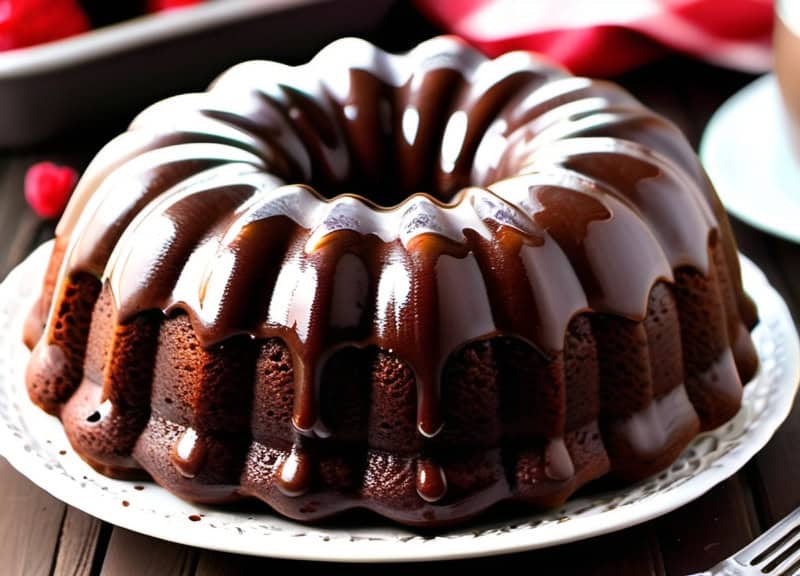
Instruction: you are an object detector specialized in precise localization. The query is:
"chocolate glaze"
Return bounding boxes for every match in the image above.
[276,447,314,497]
[416,459,448,502]
[26,37,759,523]
[171,427,205,478]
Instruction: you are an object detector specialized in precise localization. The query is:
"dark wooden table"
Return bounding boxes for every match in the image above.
[1,50,798,576]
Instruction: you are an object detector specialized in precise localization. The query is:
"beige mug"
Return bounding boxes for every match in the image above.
[775,0,800,157]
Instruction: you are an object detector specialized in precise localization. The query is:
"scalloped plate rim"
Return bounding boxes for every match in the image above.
[0,241,797,562]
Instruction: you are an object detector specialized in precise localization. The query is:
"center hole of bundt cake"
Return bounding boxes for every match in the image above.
[307,132,478,207]
[297,82,484,206]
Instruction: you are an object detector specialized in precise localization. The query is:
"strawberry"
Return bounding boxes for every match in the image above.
[24,162,78,220]
[0,0,90,51]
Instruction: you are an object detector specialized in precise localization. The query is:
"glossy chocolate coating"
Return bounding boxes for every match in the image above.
[25,37,759,525]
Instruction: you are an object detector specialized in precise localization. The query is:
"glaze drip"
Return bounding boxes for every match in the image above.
[27,37,758,517]
[416,459,448,502]
[544,438,574,481]
[171,427,206,478]
[277,448,313,497]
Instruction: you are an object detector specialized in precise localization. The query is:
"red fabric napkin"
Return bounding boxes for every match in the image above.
[415,0,774,76]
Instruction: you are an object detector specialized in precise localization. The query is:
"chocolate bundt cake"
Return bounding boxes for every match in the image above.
[23,36,759,526]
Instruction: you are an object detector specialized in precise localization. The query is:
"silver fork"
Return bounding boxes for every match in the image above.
[694,504,800,575]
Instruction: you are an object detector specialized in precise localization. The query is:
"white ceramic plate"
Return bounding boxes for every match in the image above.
[700,74,800,244]
[0,242,798,562]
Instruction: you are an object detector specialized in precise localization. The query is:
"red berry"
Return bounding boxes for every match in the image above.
[24,162,78,220]
[147,0,203,12]
[0,0,90,51]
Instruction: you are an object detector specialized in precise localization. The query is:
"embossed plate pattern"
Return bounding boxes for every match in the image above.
[0,242,798,562]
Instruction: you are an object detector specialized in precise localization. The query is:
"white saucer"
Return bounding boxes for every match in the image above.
[700,74,800,244]
[0,242,798,562]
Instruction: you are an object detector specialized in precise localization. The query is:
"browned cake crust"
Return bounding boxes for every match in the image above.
[23,37,759,527]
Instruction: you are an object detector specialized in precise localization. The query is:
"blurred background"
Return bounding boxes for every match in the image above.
[0,0,776,147]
